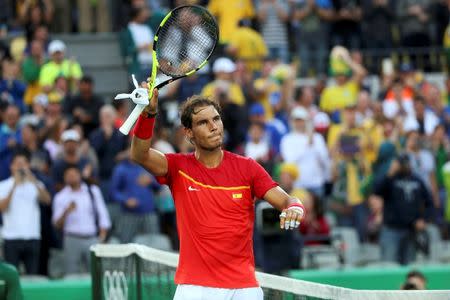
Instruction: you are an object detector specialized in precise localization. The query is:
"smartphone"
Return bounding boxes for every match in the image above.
[18,169,26,178]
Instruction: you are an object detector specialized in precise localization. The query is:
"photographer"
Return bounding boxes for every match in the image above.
[373,153,432,265]
[0,150,51,274]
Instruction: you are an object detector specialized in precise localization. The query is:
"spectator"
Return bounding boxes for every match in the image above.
[0,150,51,274]
[201,57,245,106]
[110,151,161,243]
[295,86,320,118]
[52,165,111,274]
[253,59,282,120]
[25,24,50,56]
[396,0,431,63]
[20,123,51,168]
[0,59,26,113]
[382,77,415,121]
[42,117,68,161]
[328,114,368,240]
[119,5,154,82]
[412,95,439,137]
[256,0,289,63]
[300,193,331,246]
[374,153,431,265]
[64,76,104,137]
[77,0,111,33]
[226,19,268,74]
[294,0,334,76]
[280,107,330,197]
[248,103,288,157]
[69,123,99,173]
[320,46,367,113]
[366,194,383,243]
[89,104,128,201]
[244,121,271,171]
[0,105,22,181]
[39,40,83,93]
[51,0,72,33]
[22,39,46,108]
[18,0,54,42]
[363,0,394,72]
[330,0,363,49]
[402,270,427,290]
[207,0,255,44]
[51,129,95,191]
[405,129,440,213]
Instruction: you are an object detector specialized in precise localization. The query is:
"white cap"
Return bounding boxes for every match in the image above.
[33,94,48,107]
[48,40,66,54]
[213,57,236,73]
[291,106,308,120]
[61,129,80,142]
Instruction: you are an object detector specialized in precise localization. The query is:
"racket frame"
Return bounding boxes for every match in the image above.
[119,5,218,135]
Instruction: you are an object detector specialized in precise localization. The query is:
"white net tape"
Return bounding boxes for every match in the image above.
[91,244,450,300]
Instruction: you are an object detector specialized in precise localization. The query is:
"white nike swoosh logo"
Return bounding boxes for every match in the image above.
[188,186,200,191]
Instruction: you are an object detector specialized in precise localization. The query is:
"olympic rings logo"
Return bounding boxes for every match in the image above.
[103,270,129,300]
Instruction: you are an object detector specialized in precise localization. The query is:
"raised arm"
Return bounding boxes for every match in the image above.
[130,88,168,177]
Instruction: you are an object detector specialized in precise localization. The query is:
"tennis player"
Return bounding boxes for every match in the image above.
[130,87,305,300]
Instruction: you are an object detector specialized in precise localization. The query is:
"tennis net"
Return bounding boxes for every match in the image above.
[90,244,449,300]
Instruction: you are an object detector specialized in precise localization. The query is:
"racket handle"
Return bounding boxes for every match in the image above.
[119,104,146,135]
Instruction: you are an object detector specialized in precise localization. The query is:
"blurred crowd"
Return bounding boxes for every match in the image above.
[0,0,450,279]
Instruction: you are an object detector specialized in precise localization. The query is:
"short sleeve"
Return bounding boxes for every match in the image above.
[155,153,179,186]
[249,159,278,199]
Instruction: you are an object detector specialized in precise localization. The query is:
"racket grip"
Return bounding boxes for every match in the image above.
[119,104,146,135]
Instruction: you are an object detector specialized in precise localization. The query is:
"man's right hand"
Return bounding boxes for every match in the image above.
[125,198,139,208]
[67,201,77,213]
[142,81,159,116]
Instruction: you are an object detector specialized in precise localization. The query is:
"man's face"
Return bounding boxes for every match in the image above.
[343,107,356,127]
[63,140,79,155]
[186,105,224,151]
[79,81,93,97]
[51,51,64,63]
[10,156,29,174]
[4,106,20,129]
[64,168,81,186]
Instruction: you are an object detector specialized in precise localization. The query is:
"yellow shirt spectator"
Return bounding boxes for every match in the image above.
[254,78,279,120]
[201,81,245,106]
[228,27,267,73]
[320,80,359,113]
[208,0,255,43]
[39,59,83,88]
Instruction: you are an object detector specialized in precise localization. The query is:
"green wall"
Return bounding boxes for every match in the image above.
[288,264,450,290]
[11,264,450,300]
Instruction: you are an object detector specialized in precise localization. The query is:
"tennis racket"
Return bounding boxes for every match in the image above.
[117,5,219,135]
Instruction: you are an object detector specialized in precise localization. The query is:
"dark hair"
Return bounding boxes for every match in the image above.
[80,75,94,84]
[63,164,80,175]
[11,149,31,163]
[407,270,426,282]
[130,6,143,20]
[414,95,425,105]
[402,282,419,290]
[179,95,221,129]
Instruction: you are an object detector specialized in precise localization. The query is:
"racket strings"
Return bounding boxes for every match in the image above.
[156,6,218,77]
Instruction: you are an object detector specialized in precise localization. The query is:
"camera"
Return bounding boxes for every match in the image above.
[18,169,26,178]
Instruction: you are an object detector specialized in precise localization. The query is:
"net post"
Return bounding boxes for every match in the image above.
[90,248,102,300]
[135,253,142,300]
